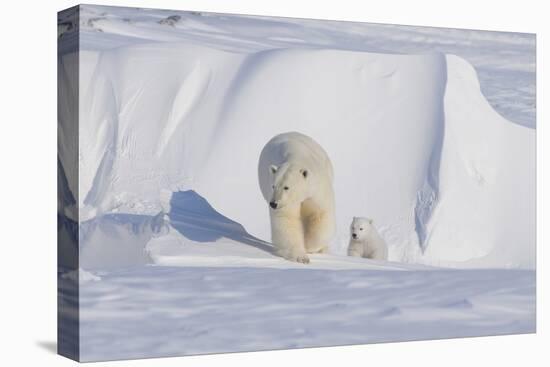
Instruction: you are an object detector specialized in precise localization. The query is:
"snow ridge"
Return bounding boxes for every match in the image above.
[414,56,447,251]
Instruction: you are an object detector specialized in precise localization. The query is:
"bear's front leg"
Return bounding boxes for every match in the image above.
[369,245,388,261]
[303,208,334,254]
[347,241,363,257]
[270,206,309,264]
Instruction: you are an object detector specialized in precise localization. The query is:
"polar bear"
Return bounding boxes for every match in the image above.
[258,132,336,263]
[347,217,388,260]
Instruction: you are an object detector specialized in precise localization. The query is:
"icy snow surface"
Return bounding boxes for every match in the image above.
[80,266,534,361]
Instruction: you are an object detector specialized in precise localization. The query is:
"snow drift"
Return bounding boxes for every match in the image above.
[57,8,535,270]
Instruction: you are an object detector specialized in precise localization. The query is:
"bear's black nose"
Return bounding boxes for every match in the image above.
[352,233,357,239]
[270,201,278,209]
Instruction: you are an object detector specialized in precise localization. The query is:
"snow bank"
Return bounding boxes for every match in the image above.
[422,55,535,268]
[68,9,534,270]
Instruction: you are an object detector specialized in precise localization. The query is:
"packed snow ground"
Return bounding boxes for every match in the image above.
[79,265,534,361]
[57,5,536,361]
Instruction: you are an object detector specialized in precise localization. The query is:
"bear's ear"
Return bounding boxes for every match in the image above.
[369,219,373,224]
[270,165,278,174]
[300,169,308,179]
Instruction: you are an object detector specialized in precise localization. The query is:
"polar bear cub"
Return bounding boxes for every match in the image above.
[258,132,336,264]
[348,217,388,260]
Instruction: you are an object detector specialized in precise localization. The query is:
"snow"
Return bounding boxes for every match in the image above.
[423,55,535,268]
[79,265,535,361]
[62,268,101,283]
[62,5,536,128]
[69,34,535,269]
[57,4,536,361]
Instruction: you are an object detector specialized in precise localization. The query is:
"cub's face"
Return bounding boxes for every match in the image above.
[268,163,309,210]
[350,217,373,241]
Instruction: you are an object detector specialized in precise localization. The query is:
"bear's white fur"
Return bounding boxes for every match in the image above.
[258,132,336,263]
[347,217,388,260]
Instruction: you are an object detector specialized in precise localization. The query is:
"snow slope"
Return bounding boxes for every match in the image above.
[424,55,535,267]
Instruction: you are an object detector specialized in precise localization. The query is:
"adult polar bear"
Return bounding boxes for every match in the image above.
[258,132,336,263]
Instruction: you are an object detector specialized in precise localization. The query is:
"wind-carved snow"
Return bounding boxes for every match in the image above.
[79,211,169,270]
[420,55,535,268]
[79,57,119,218]
[156,61,211,157]
[414,184,437,250]
[71,17,535,269]
[56,5,536,361]
[414,57,446,251]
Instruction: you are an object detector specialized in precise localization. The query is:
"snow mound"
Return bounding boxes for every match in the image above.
[61,28,534,270]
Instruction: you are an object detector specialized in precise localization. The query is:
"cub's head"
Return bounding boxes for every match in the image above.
[350,217,374,241]
[268,163,309,210]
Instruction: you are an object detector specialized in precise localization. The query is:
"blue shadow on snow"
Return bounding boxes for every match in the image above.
[169,190,273,254]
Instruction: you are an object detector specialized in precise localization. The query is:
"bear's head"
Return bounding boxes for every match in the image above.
[350,217,374,241]
[268,163,309,210]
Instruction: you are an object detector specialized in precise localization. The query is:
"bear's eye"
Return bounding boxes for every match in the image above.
[284,186,289,190]
[360,228,363,231]
[272,185,275,189]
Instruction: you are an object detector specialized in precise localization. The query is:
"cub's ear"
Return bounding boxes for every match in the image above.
[300,169,308,178]
[270,165,278,174]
